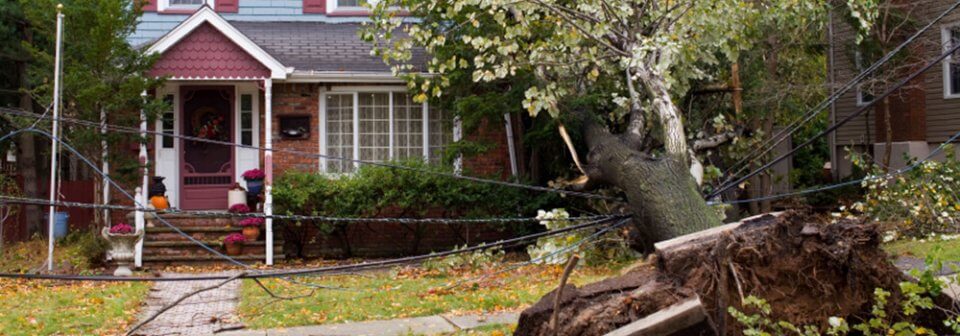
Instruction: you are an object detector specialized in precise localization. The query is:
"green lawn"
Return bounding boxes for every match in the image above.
[0,235,150,335]
[239,262,631,329]
[0,279,149,335]
[884,235,960,262]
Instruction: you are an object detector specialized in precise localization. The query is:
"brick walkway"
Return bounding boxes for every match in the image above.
[131,272,244,336]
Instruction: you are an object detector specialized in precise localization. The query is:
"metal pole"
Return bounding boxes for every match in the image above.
[135,91,147,268]
[101,107,110,228]
[264,79,273,266]
[46,4,64,272]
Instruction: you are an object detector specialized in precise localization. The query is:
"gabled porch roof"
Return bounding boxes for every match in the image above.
[145,6,428,82]
[146,6,290,80]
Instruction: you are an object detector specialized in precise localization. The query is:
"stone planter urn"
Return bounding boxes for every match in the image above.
[101,227,144,276]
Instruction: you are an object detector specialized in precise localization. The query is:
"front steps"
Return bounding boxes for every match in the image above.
[127,212,284,266]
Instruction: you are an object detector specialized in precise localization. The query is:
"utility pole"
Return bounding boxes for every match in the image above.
[46,4,64,272]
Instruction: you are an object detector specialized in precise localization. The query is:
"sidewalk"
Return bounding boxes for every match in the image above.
[218,311,518,336]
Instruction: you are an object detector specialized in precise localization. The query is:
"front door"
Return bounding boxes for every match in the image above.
[180,86,234,210]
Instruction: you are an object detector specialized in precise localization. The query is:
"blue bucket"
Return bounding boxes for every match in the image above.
[43,211,69,239]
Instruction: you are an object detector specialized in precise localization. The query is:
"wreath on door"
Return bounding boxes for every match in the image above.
[190,107,228,144]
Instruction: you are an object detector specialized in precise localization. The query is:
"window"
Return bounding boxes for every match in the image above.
[162,95,175,148]
[358,93,390,162]
[393,93,424,160]
[337,0,368,6]
[326,0,374,13]
[323,91,451,173]
[325,94,355,174]
[159,0,210,11]
[944,25,960,98]
[240,94,253,146]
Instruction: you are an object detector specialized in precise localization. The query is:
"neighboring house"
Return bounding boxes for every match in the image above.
[135,1,515,210]
[828,1,960,178]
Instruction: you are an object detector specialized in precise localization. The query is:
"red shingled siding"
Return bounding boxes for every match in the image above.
[149,23,270,79]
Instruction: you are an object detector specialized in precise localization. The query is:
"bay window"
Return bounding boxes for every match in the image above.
[322,90,451,173]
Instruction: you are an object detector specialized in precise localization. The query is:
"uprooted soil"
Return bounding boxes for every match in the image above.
[514,211,949,336]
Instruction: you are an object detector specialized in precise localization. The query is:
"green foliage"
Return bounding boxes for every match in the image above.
[422,244,505,273]
[273,161,563,256]
[526,208,636,266]
[18,0,164,185]
[850,146,960,237]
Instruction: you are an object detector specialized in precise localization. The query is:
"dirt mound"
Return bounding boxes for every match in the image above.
[514,211,929,336]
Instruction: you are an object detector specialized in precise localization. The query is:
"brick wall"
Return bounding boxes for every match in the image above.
[461,117,513,179]
[282,220,528,258]
[267,83,321,174]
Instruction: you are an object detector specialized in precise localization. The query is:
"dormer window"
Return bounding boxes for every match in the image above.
[327,0,372,13]
[160,0,211,11]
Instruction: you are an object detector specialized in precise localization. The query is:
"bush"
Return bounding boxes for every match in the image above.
[851,147,960,237]
[273,161,563,257]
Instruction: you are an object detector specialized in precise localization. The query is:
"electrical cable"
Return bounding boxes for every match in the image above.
[714,0,960,191]
[0,108,621,201]
[0,215,626,282]
[707,36,960,199]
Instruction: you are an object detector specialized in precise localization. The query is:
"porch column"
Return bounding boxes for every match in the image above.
[135,90,148,268]
[264,79,274,266]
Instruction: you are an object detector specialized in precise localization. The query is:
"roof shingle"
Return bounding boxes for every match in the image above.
[230,21,428,73]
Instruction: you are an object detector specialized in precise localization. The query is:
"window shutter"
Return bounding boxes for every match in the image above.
[303,0,326,14]
[140,0,157,12]
[215,0,239,13]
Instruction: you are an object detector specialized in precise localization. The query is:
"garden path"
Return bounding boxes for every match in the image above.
[131,272,244,336]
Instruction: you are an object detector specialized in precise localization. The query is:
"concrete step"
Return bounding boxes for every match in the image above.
[143,240,283,257]
[142,254,284,266]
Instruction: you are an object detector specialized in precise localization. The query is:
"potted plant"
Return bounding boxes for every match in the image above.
[229,203,250,214]
[242,168,266,196]
[238,217,264,241]
[101,223,143,276]
[224,233,245,256]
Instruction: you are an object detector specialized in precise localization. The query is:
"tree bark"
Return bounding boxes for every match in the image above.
[15,35,39,235]
[583,120,720,249]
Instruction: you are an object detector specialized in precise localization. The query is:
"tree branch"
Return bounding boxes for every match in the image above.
[692,131,739,152]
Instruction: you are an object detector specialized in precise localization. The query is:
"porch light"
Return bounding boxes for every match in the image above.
[5,143,15,163]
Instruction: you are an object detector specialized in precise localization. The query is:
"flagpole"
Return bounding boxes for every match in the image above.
[46,4,64,272]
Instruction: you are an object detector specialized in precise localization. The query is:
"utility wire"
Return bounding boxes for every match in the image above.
[714,0,960,191]
[711,127,960,205]
[0,215,625,282]
[0,107,621,201]
[707,35,960,199]
[0,194,618,225]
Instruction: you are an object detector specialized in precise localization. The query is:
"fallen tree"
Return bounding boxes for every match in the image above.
[514,212,952,335]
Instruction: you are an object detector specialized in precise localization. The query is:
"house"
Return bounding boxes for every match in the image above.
[828,1,960,178]
[125,0,520,265]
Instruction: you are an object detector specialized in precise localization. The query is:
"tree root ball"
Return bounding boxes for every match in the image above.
[515,211,942,336]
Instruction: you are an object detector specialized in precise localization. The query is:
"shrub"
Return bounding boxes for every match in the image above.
[851,147,960,237]
[273,161,564,257]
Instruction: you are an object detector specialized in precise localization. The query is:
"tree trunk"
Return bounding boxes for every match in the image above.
[584,121,720,249]
[16,46,40,236]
